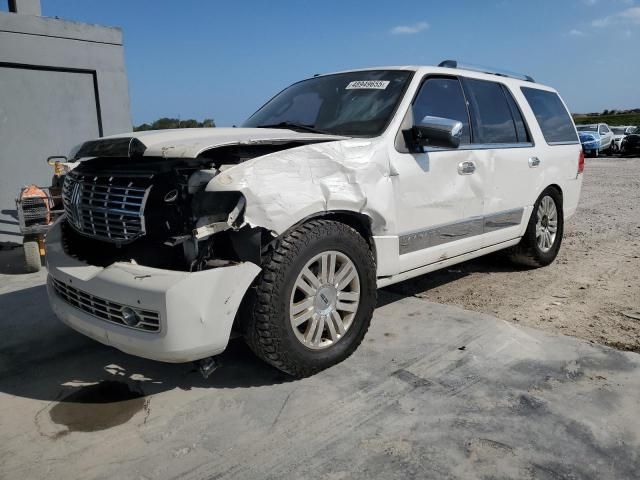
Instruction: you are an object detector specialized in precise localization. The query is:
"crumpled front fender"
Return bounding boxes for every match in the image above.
[204,139,396,235]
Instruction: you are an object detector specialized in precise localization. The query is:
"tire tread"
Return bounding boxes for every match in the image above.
[244,219,376,377]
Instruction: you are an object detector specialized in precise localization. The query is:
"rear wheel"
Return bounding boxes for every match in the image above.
[508,188,564,268]
[23,237,42,273]
[243,219,377,377]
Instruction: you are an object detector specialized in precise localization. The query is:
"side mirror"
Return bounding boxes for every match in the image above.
[403,116,463,152]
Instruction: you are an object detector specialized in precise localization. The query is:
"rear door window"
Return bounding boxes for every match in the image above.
[463,78,520,144]
[521,87,578,144]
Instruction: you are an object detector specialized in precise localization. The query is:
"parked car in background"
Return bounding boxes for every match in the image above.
[620,126,640,156]
[578,130,601,157]
[577,124,613,157]
[611,126,637,153]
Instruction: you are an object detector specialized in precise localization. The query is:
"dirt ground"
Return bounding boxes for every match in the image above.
[385,156,640,353]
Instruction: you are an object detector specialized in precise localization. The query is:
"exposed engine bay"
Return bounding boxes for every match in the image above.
[60,142,319,271]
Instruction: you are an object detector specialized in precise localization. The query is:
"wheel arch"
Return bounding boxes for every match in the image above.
[523,183,564,228]
[545,183,564,202]
[286,210,377,263]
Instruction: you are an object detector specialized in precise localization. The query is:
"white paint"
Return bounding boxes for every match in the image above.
[46,220,260,362]
[49,64,584,363]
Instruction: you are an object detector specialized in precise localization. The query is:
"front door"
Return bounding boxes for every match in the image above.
[389,76,485,273]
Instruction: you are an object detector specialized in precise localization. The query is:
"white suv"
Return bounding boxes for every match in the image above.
[46,61,584,377]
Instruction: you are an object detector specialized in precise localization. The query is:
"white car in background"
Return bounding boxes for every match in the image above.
[577,123,614,155]
[611,126,636,153]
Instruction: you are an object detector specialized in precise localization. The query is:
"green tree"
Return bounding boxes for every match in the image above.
[133,117,216,131]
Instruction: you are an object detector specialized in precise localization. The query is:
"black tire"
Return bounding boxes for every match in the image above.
[243,219,377,377]
[508,187,564,268]
[23,239,42,273]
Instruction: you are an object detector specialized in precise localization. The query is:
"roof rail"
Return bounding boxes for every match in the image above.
[438,60,535,83]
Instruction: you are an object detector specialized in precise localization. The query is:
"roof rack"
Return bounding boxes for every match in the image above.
[438,60,535,83]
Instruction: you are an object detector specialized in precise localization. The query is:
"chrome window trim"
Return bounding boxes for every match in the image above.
[547,140,580,146]
[423,142,534,152]
[398,207,524,255]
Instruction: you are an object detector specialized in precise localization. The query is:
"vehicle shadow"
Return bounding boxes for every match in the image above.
[0,252,525,405]
[0,284,293,405]
[378,251,529,308]
[0,246,35,275]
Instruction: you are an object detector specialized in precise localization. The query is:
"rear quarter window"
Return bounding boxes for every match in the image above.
[521,87,578,144]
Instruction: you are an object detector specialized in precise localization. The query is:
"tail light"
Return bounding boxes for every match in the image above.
[577,150,585,174]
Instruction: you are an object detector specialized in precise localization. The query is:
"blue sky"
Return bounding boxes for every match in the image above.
[24,0,640,126]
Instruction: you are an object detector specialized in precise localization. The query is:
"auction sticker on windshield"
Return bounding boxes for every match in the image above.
[346,80,390,90]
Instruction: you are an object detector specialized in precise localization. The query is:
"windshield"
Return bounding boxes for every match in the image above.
[577,125,597,132]
[243,70,414,137]
[611,127,625,135]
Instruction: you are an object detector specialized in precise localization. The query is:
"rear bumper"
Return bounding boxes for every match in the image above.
[45,219,261,363]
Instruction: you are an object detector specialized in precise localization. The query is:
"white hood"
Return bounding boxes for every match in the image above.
[73,128,347,159]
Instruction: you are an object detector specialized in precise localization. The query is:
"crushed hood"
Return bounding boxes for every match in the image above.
[72,128,348,160]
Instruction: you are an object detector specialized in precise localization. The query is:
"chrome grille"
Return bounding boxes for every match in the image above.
[62,170,150,243]
[51,277,160,332]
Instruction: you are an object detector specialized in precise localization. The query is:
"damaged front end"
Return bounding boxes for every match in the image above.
[45,141,331,363]
[59,142,313,272]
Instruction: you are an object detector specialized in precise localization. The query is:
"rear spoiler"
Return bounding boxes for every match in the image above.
[73,137,147,160]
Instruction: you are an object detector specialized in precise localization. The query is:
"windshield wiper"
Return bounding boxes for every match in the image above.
[256,122,331,135]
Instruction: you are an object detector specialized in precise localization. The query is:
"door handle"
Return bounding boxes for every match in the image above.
[457,161,476,175]
[528,156,541,168]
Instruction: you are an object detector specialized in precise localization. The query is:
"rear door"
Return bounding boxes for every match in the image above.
[460,77,537,246]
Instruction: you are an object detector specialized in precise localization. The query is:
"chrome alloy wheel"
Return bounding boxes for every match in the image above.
[289,251,361,350]
[536,195,558,253]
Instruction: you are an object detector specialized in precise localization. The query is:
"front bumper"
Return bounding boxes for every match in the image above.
[45,219,261,363]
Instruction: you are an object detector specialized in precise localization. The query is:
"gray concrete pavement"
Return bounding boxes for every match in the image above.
[1,254,639,479]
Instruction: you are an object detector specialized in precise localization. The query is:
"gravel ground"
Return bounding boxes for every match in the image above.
[385,156,640,353]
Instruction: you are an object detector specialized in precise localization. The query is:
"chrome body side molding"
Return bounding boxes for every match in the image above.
[398,208,524,255]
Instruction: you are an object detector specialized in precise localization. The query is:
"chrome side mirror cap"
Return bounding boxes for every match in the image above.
[403,116,463,152]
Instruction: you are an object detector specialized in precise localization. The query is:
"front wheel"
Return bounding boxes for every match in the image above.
[243,219,377,377]
[508,188,564,267]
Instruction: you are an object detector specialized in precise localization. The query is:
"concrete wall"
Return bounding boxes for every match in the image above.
[0,11,131,244]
